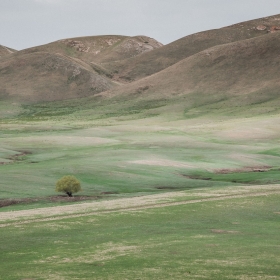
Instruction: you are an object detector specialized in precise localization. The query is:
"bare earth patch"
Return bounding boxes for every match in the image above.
[0,195,99,208]
[129,158,193,168]
[4,136,118,147]
[211,229,240,234]
[215,165,272,174]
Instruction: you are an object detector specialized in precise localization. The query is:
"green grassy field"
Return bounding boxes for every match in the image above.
[1,95,280,206]
[1,189,279,279]
[1,93,280,279]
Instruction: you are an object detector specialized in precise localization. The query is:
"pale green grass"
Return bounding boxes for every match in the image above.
[1,92,280,279]
[1,93,280,210]
[1,110,280,204]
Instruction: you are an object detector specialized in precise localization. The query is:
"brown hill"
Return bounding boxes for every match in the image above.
[0,45,16,58]
[0,51,115,102]
[21,35,163,64]
[100,31,280,111]
[0,35,162,102]
[103,14,280,82]
[1,14,280,106]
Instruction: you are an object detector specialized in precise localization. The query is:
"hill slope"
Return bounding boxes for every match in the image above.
[0,35,162,102]
[103,13,280,82]
[1,14,280,106]
[99,31,280,117]
[0,45,16,58]
[0,51,115,102]
[21,35,163,65]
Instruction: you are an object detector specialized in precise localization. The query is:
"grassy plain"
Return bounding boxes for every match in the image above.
[0,189,279,279]
[1,93,280,279]
[1,95,280,206]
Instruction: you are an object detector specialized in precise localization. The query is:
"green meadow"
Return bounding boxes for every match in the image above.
[1,191,279,279]
[1,95,280,204]
[1,95,280,279]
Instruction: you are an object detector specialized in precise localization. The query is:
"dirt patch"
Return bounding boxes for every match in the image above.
[182,175,211,180]
[100,191,119,195]
[156,186,180,190]
[5,136,118,148]
[0,195,99,208]
[215,166,272,174]
[129,158,192,168]
[1,150,32,165]
[256,25,267,31]
[211,229,240,234]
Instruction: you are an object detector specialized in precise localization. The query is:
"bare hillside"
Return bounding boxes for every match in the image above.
[20,35,163,65]
[0,51,115,102]
[1,14,280,105]
[101,31,280,107]
[0,35,162,102]
[103,13,280,82]
[0,45,16,58]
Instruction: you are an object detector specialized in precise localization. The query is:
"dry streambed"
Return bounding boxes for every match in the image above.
[1,184,280,227]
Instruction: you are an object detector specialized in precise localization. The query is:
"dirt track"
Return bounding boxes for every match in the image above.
[1,184,280,227]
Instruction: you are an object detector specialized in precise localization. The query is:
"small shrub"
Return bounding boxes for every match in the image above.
[55,175,81,197]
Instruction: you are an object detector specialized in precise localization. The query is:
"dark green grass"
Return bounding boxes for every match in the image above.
[14,96,169,122]
[0,194,279,279]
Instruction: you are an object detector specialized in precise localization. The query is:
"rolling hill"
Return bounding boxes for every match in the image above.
[95,29,280,119]
[108,31,280,96]
[0,51,117,102]
[20,35,162,64]
[0,35,163,102]
[19,35,163,80]
[1,13,280,108]
[102,13,280,82]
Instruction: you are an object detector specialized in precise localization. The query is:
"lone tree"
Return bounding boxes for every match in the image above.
[55,175,81,197]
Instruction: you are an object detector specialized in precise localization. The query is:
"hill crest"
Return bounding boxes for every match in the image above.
[20,35,163,65]
[103,13,280,82]
[0,45,16,58]
[1,13,280,105]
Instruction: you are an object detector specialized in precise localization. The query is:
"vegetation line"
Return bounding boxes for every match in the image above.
[1,189,280,227]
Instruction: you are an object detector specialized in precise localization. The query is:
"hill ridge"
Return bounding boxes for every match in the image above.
[96,30,280,118]
[0,45,16,58]
[103,13,280,82]
[1,13,280,106]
